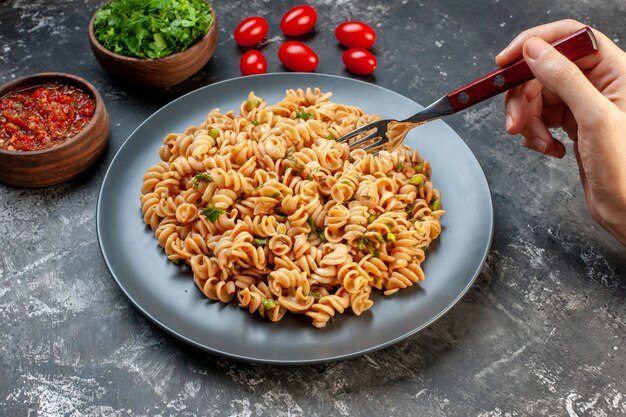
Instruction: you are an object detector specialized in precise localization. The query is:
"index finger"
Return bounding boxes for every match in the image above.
[495,19,610,70]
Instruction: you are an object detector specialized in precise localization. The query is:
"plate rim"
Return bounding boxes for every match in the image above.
[96,72,494,365]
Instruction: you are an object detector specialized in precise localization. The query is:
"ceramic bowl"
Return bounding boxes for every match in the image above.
[0,72,109,187]
[88,2,218,88]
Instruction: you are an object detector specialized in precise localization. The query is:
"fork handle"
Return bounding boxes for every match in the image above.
[446,27,598,113]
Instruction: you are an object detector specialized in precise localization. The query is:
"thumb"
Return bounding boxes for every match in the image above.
[523,37,611,126]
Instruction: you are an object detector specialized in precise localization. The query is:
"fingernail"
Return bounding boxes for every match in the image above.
[525,37,550,60]
[505,114,513,132]
[529,137,548,154]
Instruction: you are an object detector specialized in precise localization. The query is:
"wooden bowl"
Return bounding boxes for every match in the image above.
[0,72,109,187]
[88,2,218,88]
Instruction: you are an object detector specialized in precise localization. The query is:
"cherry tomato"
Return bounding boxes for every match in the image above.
[240,50,268,76]
[234,16,269,47]
[280,5,317,36]
[335,21,376,49]
[278,41,318,72]
[342,48,377,75]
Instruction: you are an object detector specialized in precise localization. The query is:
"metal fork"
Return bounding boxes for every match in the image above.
[337,27,598,152]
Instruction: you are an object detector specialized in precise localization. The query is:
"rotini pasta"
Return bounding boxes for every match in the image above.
[141,88,445,328]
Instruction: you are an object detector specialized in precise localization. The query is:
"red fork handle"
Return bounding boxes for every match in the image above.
[447,26,598,113]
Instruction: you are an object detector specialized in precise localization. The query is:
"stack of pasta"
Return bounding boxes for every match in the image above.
[140,88,444,328]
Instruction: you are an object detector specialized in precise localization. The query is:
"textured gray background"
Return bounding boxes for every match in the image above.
[1,0,625,416]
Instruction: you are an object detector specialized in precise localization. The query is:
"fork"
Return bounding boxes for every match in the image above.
[337,27,598,152]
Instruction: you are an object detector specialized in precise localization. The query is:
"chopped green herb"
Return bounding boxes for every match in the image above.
[414,162,424,173]
[405,203,415,214]
[270,192,281,199]
[245,99,260,111]
[252,237,268,247]
[192,172,213,188]
[307,217,326,242]
[431,199,440,211]
[201,205,224,222]
[409,175,423,186]
[374,233,385,243]
[251,120,261,126]
[368,214,378,224]
[306,174,314,181]
[209,128,219,139]
[357,237,367,251]
[295,110,313,120]
[262,298,277,309]
[93,0,214,59]
[385,232,396,243]
[368,247,379,257]
[341,180,352,185]
[309,290,321,300]
[396,161,404,171]
[326,133,336,140]
[277,236,287,244]
[420,245,430,251]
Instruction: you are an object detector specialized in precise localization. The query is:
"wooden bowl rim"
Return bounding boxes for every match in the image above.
[0,72,107,157]
[88,1,217,64]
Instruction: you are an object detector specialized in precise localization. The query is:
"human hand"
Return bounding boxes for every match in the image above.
[496,20,626,246]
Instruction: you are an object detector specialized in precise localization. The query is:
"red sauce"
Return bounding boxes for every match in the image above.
[0,82,96,151]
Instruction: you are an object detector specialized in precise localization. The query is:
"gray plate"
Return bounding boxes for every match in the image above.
[97,73,493,365]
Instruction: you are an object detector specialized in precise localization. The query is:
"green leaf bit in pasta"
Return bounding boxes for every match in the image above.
[201,205,224,222]
[295,110,313,120]
[192,172,213,188]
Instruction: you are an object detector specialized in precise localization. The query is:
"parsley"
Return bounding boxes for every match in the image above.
[309,290,321,300]
[414,162,424,173]
[295,110,313,120]
[262,298,277,309]
[209,128,219,139]
[385,232,396,243]
[431,199,440,211]
[409,175,423,186]
[270,192,281,199]
[306,174,314,181]
[307,217,327,242]
[252,237,268,247]
[251,121,261,126]
[245,99,260,111]
[201,204,224,222]
[374,233,385,243]
[405,203,415,214]
[93,0,214,59]
[326,133,335,140]
[192,172,213,188]
[420,245,430,251]
[368,214,378,224]
[396,161,404,171]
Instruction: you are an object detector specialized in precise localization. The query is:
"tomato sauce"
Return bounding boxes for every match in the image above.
[0,82,96,151]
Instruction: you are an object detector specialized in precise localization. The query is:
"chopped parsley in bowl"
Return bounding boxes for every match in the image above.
[93,0,214,59]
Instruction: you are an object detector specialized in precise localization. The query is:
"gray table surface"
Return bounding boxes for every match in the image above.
[1,0,625,416]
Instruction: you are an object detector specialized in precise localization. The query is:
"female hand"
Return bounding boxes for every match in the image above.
[497,20,626,246]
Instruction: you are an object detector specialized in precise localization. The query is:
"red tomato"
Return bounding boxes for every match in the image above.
[278,41,318,72]
[234,16,269,47]
[280,5,317,36]
[240,50,268,76]
[342,48,377,75]
[335,21,376,49]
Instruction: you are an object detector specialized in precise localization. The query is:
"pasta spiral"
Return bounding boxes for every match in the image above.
[141,88,444,328]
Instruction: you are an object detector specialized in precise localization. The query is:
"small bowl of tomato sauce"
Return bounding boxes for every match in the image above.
[0,72,108,187]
